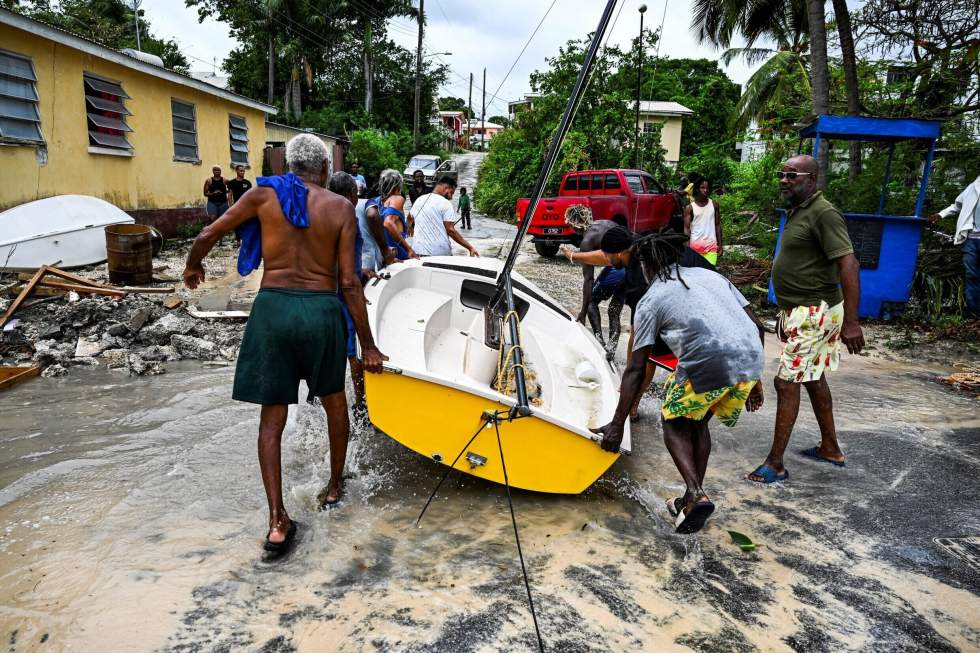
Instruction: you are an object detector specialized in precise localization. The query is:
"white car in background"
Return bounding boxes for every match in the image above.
[403,155,457,189]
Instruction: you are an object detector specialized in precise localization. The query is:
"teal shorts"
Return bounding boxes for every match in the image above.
[232,288,346,405]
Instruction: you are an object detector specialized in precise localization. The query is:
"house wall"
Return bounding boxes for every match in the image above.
[264,122,336,174]
[639,115,685,164]
[0,23,268,222]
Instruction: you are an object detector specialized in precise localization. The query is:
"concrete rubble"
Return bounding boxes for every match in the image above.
[1,287,246,378]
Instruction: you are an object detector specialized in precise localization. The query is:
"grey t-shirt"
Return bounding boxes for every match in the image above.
[633,267,764,392]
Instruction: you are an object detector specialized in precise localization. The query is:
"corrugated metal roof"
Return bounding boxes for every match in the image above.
[0,7,276,114]
[634,101,693,116]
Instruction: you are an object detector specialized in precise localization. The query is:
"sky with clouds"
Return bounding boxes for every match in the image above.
[143,0,768,116]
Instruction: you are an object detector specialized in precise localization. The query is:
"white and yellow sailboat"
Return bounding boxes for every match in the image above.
[362,256,630,494]
[362,0,626,497]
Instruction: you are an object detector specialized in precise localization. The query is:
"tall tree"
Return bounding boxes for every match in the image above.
[831,0,861,180]
[11,0,190,72]
[806,0,830,188]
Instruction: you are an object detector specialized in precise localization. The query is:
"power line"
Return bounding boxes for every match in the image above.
[486,0,559,106]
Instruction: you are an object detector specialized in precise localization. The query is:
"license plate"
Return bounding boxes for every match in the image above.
[543,227,564,234]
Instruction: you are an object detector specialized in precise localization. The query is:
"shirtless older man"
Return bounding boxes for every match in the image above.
[183,134,385,556]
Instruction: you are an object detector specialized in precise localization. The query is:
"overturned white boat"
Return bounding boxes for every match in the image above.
[0,195,134,270]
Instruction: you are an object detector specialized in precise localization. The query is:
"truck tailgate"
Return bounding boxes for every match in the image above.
[517,196,590,237]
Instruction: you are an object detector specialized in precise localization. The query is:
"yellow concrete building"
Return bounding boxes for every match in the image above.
[0,8,275,233]
[633,101,693,167]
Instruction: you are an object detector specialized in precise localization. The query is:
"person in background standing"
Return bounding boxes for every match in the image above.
[410,175,478,257]
[227,164,253,245]
[927,174,980,318]
[458,187,472,230]
[203,166,228,223]
[684,177,722,265]
[408,170,427,205]
[350,163,367,197]
[227,164,253,206]
[747,155,864,485]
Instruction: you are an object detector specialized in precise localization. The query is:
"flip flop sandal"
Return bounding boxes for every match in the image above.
[675,499,715,534]
[263,520,297,557]
[799,446,846,467]
[666,497,684,518]
[746,463,789,484]
[317,486,344,509]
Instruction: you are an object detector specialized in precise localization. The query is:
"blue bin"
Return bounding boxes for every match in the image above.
[768,209,925,319]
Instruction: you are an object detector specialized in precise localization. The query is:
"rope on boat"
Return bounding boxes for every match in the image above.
[415,415,494,528]
[492,417,545,653]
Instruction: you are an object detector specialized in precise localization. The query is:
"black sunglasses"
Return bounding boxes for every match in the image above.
[776,171,813,180]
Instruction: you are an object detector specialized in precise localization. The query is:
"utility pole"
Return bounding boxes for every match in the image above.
[132,0,142,51]
[467,72,473,147]
[413,0,424,150]
[634,4,647,169]
[481,67,486,152]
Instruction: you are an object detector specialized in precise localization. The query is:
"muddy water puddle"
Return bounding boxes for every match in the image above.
[1,347,978,652]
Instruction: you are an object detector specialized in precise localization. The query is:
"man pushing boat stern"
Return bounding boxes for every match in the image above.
[182,134,385,558]
[591,228,765,534]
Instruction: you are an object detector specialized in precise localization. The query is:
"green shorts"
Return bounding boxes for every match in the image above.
[232,288,347,405]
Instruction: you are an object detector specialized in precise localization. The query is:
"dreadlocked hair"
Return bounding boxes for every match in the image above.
[633,230,691,289]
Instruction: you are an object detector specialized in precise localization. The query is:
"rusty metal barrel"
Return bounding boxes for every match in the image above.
[104,224,153,285]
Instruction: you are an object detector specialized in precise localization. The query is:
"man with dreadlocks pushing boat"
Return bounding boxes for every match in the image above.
[591,227,766,533]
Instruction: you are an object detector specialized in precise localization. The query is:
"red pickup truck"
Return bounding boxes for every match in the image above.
[516,168,678,257]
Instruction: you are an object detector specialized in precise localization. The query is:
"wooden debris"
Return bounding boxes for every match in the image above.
[35,280,127,298]
[938,362,980,397]
[0,365,41,391]
[163,295,185,309]
[112,285,175,294]
[1,266,48,328]
[187,306,250,319]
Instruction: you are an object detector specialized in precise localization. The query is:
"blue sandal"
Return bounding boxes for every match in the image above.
[800,446,846,467]
[746,463,789,484]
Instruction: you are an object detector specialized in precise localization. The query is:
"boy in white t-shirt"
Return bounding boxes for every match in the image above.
[409,175,479,257]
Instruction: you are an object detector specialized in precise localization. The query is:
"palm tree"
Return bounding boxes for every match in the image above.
[805,0,830,187]
[718,1,811,132]
[831,0,861,180]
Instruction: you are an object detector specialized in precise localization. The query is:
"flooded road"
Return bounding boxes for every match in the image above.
[2,190,979,652]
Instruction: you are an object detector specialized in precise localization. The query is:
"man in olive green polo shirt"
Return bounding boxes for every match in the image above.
[747,155,865,484]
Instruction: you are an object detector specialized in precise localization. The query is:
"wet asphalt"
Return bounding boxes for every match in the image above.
[0,151,978,651]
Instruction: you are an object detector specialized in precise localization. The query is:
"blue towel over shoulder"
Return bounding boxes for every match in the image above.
[236,173,310,276]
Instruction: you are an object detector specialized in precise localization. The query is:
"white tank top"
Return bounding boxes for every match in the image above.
[690,200,717,245]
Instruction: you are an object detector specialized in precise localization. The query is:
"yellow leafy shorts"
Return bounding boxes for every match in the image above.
[661,373,758,427]
[776,301,844,383]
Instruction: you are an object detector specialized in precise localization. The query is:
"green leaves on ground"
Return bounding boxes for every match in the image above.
[727,530,763,553]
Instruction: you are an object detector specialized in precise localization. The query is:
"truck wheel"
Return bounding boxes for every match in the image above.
[534,242,560,258]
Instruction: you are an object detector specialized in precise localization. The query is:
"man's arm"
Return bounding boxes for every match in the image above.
[444,222,478,256]
[683,204,693,236]
[365,205,394,265]
[203,179,211,199]
[714,199,723,256]
[338,215,386,373]
[927,188,965,224]
[184,189,262,288]
[837,253,865,354]
[590,344,650,451]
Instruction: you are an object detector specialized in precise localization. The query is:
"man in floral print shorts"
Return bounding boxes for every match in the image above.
[747,155,865,484]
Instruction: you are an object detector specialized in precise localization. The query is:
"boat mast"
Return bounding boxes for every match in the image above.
[492,0,619,416]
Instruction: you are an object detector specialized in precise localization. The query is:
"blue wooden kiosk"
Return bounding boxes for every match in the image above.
[768,115,944,318]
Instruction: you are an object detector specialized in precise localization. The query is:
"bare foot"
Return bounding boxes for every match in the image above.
[746,383,764,412]
[267,514,291,544]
